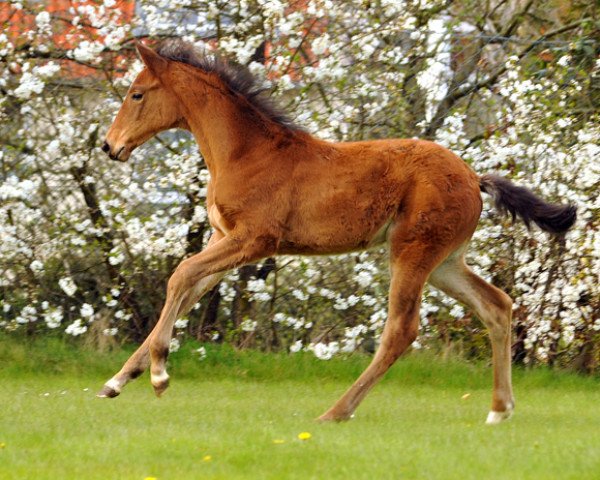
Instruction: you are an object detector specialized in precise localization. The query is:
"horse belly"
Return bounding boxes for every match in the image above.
[278,205,395,255]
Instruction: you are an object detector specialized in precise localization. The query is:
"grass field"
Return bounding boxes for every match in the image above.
[1,337,600,479]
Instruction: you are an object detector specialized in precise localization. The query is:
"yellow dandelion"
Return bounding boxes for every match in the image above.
[0,442,5,449]
[461,393,471,400]
[202,455,212,462]
[144,477,157,480]
[273,439,285,444]
[298,432,312,441]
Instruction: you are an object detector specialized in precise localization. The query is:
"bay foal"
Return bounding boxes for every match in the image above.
[99,40,576,424]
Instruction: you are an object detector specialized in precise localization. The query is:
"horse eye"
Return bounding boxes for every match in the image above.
[131,92,143,100]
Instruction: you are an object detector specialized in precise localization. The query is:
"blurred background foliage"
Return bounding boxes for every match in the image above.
[0,0,598,370]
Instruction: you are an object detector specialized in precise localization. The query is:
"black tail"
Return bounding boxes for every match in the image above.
[479,174,577,234]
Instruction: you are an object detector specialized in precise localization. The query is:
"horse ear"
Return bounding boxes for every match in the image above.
[136,42,168,75]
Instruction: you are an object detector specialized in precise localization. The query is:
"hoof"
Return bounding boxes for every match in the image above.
[152,379,169,397]
[485,408,513,425]
[96,384,120,398]
[317,411,353,423]
[151,372,170,397]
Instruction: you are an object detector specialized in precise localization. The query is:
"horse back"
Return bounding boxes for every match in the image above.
[277,138,481,255]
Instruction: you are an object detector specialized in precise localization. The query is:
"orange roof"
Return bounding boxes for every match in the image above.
[1,0,135,78]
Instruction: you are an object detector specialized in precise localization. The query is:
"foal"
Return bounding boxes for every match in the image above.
[99,40,576,425]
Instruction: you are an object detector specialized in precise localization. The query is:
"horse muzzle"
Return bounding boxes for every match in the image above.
[101,140,131,162]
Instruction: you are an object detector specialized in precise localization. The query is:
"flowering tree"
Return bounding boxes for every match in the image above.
[1,0,598,370]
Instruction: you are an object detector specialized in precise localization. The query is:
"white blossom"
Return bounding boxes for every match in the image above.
[169,337,180,353]
[194,346,207,359]
[80,303,94,318]
[174,318,189,329]
[13,71,45,99]
[71,40,103,63]
[16,305,37,324]
[35,11,50,29]
[241,319,257,332]
[58,277,77,297]
[310,341,339,360]
[65,319,87,336]
[103,327,118,336]
[44,307,63,329]
[30,260,44,273]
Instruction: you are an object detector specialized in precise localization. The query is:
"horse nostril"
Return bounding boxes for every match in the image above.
[101,141,110,153]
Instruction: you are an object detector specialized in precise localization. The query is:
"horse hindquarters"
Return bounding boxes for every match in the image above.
[318,179,482,421]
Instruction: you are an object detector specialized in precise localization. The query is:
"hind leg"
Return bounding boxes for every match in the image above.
[318,240,451,422]
[429,249,514,424]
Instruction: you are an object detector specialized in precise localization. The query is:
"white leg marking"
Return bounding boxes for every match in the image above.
[104,378,122,393]
[486,407,513,425]
[151,371,170,386]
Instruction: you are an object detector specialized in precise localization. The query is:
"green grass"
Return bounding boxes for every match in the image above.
[1,337,600,479]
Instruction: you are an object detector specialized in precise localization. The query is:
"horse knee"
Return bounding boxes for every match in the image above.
[168,260,196,293]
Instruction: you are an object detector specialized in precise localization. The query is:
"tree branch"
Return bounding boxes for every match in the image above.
[422,17,590,138]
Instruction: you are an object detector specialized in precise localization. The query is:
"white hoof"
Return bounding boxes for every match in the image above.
[485,408,513,425]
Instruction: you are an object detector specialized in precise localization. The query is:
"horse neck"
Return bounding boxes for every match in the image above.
[173,70,274,173]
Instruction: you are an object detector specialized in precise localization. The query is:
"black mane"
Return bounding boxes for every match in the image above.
[156,39,301,131]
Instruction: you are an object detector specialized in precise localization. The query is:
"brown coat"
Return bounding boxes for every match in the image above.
[99,40,575,424]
